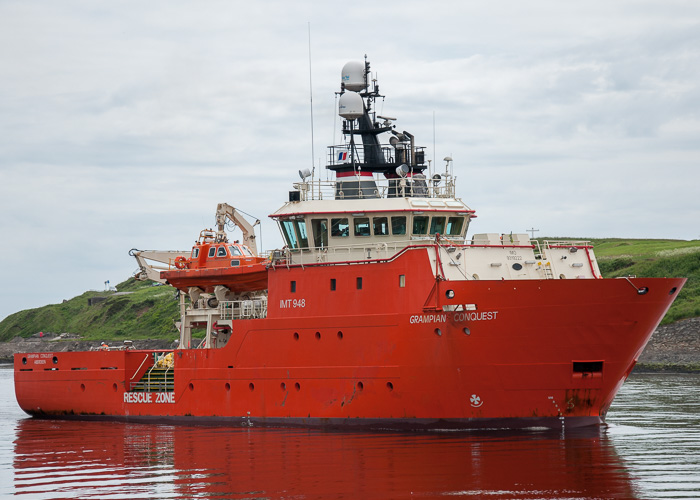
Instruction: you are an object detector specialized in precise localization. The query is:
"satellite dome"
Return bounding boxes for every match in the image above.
[341,61,366,91]
[338,91,364,120]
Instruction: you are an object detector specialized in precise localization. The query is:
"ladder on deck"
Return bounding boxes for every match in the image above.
[543,262,555,279]
[130,366,174,392]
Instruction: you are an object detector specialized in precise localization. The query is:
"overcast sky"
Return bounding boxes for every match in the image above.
[1,1,699,322]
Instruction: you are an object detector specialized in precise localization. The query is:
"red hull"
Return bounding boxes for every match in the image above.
[14,249,685,430]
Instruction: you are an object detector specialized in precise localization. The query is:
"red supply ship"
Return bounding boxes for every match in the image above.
[14,59,685,430]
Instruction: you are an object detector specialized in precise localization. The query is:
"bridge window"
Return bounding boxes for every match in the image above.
[391,216,407,235]
[294,220,309,248]
[242,246,253,257]
[312,219,328,248]
[354,217,371,237]
[429,216,446,235]
[229,246,243,256]
[281,219,309,249]
[373,217,389,236]
[413,216,429,235]
[191,248,199,258]
[208,247,216,257]
[446,217,464,236]
[281,220,299,248]
[217,247,227,257]
[331,218,349,237]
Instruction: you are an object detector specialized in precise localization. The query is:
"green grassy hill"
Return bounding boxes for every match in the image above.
[0,278,180,342]
[1,238,698,341]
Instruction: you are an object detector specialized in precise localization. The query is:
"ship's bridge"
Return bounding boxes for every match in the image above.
[270,192,474,266]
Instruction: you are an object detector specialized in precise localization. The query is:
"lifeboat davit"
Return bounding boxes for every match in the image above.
[161,230,268,294]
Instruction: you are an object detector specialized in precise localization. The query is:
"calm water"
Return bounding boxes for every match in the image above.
[1,366,699,499]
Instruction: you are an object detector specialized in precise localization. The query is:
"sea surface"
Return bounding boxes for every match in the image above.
[1,365,699,499]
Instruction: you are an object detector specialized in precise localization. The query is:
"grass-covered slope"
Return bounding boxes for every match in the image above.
[0,278,180,342]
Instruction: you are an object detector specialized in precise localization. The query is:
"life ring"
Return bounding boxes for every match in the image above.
[174,256,189,269]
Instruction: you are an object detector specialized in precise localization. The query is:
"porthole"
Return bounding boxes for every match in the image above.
[637,287,649,295]
[463,327,471,336]
[512,263,523,271]
[435,328,442,336]
[295,382,301,391]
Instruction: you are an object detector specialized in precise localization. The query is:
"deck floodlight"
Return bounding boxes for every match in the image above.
[299,168,312,180]
[396,164,409,177]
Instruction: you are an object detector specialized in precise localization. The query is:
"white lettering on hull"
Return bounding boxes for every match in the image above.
[409,314,447,324]
[123,392,175,404]
[280,299,306,308]
[453,311,499,322]
[410,311,499,324]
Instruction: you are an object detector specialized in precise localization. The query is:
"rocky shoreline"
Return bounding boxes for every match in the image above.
[1,318,698,371]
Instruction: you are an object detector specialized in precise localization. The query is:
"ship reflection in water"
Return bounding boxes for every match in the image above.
[14,419,635,499]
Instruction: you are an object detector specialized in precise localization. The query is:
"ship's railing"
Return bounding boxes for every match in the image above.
[292,175,456,201]
[269,237,461,266]
[219,298,268,320]
[327,144,426,169]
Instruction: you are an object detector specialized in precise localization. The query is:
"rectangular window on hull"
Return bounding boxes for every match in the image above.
[573,361,603,373]
[330,278,336,291]
[290,281,296,293]
[356,277,363,290]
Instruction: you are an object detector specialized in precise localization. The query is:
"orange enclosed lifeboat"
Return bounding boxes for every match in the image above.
[161,231,268,294]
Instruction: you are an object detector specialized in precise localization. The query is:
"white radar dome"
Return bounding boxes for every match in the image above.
[338,91,364,120]
[341,61,366,91]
